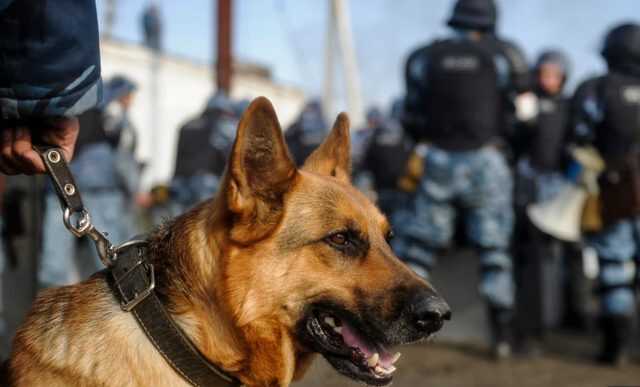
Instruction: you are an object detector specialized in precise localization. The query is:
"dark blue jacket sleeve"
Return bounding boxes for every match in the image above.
[0,0,101,120]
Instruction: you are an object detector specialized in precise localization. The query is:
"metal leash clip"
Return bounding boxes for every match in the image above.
[35,146,116,267]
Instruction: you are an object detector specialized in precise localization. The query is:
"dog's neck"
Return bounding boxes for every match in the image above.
[145,200,311,386]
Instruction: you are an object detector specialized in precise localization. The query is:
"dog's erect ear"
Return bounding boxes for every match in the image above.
[302,112,351,182]
[225,97,297,243]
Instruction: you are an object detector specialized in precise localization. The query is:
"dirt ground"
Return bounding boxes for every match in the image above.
[295,340,640,387]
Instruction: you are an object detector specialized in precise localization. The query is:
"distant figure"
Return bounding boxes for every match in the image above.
[571,23,640,366]
[102,76,139,156]
[285,100,328,165]
[171,92,238,213]
[393,0,530,359]
[142,2,162,51]
[352,107,382,172]
[351,107,383,200]
[512,50,572,355]
[360,103,414,219]
[102,75,144,235]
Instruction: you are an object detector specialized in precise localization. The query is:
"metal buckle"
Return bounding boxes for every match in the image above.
[64,207,115,267]
[63,207,92,237]
[112,239,148,256]
[118,260,156,312]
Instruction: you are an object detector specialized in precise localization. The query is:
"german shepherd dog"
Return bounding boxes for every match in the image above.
[5,97,450,387]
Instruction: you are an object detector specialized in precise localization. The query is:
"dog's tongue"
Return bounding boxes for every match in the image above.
[340,323,395,367]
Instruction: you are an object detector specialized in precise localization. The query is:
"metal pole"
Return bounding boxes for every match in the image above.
[143,0,162,185]
[103,0,117,39]
[333,0,364,128]
[150,50,160,182]
[216,0,233,94]
[322,1,336,123]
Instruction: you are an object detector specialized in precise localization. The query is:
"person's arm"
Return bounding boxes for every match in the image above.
[569,77,602,146]
[497,39,530,95]
[0,0,101,174]
[494,39,535,147]
[402,46,430,142]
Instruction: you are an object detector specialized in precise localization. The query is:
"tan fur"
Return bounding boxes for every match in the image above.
[6,97,431,387]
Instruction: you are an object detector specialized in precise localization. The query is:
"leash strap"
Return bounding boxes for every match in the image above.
[37,146,85,212]
[34,146,115,266]
[111,242,240,387]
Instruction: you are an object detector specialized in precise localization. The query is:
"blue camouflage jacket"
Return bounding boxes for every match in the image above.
[0,0,101,120]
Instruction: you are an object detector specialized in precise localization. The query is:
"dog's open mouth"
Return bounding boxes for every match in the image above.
[303,309,401,386]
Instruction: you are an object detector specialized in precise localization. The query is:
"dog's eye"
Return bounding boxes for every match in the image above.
[386,230,395,242]
[328,232,349,246]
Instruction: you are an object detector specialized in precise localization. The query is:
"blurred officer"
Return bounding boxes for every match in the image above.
[171,92,238,213]
[571,23,640,366]
[142,2,162,52]
[285,100,328,165]
[103,76,139,157]
[102,75,144,235]
[351,107,383,200]
[361,103,414,219]
[352,107,382,172]
[512,50,572,354]
[38,106,131,288]
[393,0,530,358]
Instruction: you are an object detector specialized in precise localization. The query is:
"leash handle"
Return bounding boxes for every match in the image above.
[33,145,115,267]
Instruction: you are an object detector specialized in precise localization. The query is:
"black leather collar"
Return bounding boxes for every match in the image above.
[109,241,241,387]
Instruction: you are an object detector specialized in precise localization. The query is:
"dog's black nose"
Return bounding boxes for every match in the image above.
[409,290,451,335]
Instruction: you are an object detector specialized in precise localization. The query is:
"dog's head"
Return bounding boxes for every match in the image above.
[218,97,449,386]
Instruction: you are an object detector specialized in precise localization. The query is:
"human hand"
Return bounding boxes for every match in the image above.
[135,191,155,209]
[0,117,79,175]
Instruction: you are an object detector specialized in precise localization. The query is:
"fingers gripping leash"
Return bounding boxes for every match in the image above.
[34,146,116,267]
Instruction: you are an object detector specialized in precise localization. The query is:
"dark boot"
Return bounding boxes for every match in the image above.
[488,306,514,360]
[597,315,632,367]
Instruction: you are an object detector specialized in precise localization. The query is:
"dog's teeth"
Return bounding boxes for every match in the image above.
[374,365,386,374]
[333,326,343,334]
[324,316,336,328]
[367,352,379,367]
[386,365,397,373]
[391,352,402,364]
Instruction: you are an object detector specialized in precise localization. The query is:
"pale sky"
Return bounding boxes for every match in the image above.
[95,0,639,113]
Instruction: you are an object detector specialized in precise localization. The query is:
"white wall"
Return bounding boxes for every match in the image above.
[100,39,306,188]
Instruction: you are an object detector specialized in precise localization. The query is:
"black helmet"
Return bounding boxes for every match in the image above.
[601,22,640,71]
[447,0,497,32]
[535,50,571,79]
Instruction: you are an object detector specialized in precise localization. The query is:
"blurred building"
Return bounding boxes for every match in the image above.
[100,38,306,188]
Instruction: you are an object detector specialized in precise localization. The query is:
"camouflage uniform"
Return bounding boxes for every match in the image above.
[394,22,529,313]
[572,73,640,318]
[588,219,639,316]
[0,0,101,121]
[393,145,515,308]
